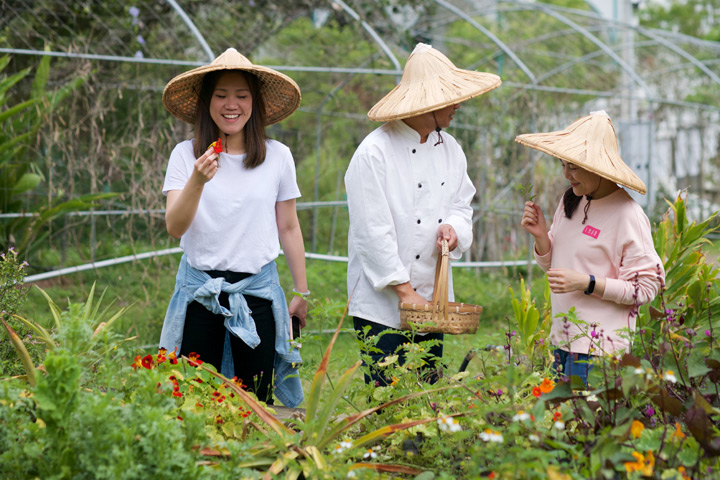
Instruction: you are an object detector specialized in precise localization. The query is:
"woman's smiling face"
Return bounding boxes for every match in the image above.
[560,160,601,197]
[209,71,253,137]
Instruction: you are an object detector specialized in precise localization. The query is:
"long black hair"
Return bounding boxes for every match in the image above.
[193,70,268,168]
[562,187,592,224]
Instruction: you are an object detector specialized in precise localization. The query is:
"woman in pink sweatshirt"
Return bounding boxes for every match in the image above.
[517,111,665,385]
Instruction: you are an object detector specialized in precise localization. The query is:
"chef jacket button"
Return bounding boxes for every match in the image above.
[417,219,421,224]
[415,255,420,259]
[438,219,442,223]
[441,182,445,186]
[418,183,422,188]
[412,149,416,154]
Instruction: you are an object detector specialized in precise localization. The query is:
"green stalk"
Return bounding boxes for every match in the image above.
[1,319,37,386]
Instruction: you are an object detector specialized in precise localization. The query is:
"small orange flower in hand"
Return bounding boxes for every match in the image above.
[209,137,223,154]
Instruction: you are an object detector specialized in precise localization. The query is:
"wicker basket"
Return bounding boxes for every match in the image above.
[399,239,482,334]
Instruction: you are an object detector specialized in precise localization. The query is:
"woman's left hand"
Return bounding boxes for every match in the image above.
[547,268,590,294]
[288,296,307,328]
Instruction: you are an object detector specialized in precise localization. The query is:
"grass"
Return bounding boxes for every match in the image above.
[17,249,548,403]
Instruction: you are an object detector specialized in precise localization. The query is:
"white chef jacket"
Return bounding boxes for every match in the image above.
[345,120,476,329]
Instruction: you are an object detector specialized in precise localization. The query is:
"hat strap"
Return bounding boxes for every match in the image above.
[432,111,444,147]
[581,196,592,225]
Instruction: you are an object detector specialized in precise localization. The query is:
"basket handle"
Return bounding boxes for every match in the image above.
[431,239,449,322]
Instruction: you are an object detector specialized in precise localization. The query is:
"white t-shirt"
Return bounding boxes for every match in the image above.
[162,139,301,273]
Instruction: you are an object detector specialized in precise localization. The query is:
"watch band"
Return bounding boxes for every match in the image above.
[584,274,596,295]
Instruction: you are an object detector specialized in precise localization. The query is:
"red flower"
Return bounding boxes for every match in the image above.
[209,138,223,154]
[141,354,154,370]
[168,347,179,365]
[188,352,203,366]
[553,411,562,421]
[156,348,167,364]
[532,386,542,398]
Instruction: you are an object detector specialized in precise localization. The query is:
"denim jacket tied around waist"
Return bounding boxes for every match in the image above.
[158,255,303,407]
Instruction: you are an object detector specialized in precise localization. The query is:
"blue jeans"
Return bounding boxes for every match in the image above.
[353,317,444,386]
[553,349,593,387]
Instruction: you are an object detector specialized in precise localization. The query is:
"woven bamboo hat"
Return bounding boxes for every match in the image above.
[162,48,301,126]
[514,111,646,194]
[367,43,501,122]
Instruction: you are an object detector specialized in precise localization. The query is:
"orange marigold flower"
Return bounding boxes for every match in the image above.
[141,354,154,370]
[674,422,686,439]
[630,420,644,439]
[539,378,555,394]
[532,386,542,398]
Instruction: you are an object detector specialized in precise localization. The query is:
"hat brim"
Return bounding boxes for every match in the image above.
[162,63,301,126]
[368,69,501,122]
[515,116,647,195]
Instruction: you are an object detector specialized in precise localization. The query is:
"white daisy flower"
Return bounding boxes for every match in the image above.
[438,416,462,433]
[512,411,531,422]
[480,429,504,443]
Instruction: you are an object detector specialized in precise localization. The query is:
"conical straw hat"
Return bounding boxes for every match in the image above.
[514,111,646,194]
[368,43,501,122]
[163,48,301,126]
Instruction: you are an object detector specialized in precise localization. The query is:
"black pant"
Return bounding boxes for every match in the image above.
[353,316,444,386]
[180,270,276,403]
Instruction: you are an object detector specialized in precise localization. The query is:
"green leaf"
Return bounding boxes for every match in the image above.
[687,350,712,378]
[31,52,50,99]
[11,172,42,195]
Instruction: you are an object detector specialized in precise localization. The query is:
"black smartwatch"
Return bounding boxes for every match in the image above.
[584,274,596,295]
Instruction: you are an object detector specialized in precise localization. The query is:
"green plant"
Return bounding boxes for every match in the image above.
[0,52,115,259]
[0,248,41,379]
[508,276,551,364]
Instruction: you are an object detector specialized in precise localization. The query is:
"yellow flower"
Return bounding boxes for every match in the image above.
[624,450,654,476]
[630,420,644,439]
[673,422,686,439]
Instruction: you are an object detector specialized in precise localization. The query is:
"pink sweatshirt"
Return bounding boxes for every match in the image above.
[535,189,665,354]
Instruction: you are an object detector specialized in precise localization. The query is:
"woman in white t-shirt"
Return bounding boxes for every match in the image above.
[159,48,308,405]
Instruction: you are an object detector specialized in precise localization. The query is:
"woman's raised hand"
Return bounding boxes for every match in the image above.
[192,147,219,184]
[520,201,548,238]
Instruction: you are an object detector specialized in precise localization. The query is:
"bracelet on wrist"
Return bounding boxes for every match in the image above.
[291,288,311,299]
[584,274,596,296]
